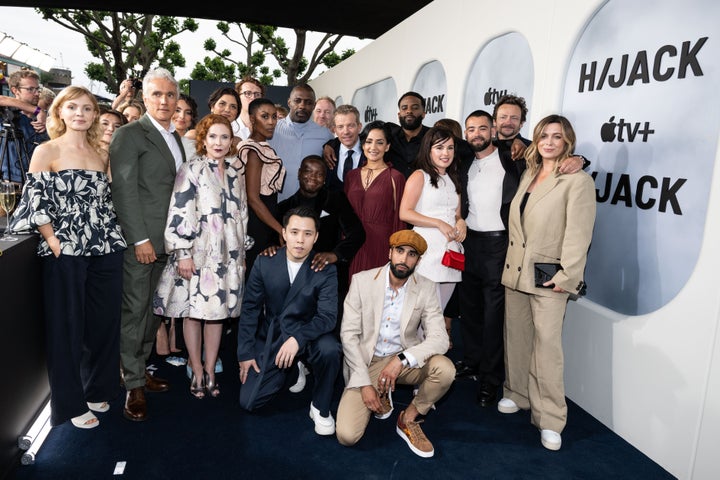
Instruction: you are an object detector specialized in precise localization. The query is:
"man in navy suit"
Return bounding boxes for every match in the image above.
[322,104,365,192]
[237,206,342,435]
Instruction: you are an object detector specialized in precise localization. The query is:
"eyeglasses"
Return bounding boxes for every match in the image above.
[17,86,41,93]
[240,91,262,99]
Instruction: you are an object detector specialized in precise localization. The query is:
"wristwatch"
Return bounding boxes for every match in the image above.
[397,352,409,367]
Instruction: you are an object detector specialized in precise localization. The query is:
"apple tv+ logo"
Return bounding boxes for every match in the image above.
[600,117,655,142]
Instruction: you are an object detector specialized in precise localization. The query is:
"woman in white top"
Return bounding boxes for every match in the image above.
[399,126,466,311]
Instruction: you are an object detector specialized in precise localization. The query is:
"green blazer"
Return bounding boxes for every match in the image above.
[109,114,185,253]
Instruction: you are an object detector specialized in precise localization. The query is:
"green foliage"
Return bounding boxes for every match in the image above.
[34,8,198,94]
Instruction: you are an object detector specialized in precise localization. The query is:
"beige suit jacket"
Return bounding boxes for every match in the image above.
[340,264,449,389]
[501,167,596,298]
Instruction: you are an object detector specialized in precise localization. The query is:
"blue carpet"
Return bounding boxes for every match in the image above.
[9,321,675,480]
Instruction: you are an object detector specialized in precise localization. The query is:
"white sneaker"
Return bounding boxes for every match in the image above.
[540,429,562,450]
[309,402,335,435]
[498,397,520,414]
[289,361,310,393]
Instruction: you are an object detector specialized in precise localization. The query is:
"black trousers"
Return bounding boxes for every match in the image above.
[239,331,341,417]
[458,232,507,386]
[43,251,124,426]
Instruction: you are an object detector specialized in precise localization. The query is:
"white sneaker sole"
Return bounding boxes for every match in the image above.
[309,405,335,435]
[497,399,520,414]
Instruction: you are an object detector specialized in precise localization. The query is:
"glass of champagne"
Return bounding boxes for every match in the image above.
[1,180,18,242]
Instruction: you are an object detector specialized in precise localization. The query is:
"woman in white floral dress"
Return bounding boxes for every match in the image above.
[154,114,249,399]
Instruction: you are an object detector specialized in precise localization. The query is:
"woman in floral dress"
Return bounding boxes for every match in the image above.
[10,86,127,429]
[154,114,249,399]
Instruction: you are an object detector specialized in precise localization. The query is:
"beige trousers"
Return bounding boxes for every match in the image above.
[503,287,569,433]
[336,354,455,446]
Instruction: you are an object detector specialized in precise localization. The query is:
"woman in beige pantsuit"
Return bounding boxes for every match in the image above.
[498,115,596,451]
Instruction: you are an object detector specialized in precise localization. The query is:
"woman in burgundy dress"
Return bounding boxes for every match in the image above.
[345,121,406,279]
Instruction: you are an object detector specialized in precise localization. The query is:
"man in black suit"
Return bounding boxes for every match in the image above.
[237,206,342,436]
[321,104,365,192]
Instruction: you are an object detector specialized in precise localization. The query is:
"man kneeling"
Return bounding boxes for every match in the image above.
[336,230,455,457]
[237,206,341,435]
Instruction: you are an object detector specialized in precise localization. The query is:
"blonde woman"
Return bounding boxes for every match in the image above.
[499,115,596,451]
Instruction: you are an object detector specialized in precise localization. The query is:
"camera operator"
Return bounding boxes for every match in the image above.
[111,78,142,111]
[0,69,49,183]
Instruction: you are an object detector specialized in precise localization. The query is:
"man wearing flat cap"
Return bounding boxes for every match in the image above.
[336,229,455,458]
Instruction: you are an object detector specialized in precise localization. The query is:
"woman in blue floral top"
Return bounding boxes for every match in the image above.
[154,114,249,399]
[9,86,127,429]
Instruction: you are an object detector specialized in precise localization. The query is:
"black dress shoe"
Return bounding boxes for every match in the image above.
[477,383,499,407]
[454,360,478,379]
[145,372,170,392]
[123,387,147,421]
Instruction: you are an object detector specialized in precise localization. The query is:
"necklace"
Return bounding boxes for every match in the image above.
[363,165,387,189]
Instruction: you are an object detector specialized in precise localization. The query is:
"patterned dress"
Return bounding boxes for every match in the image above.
[344,166,406,279]
[154,156,249,320]
[413,171,462,283]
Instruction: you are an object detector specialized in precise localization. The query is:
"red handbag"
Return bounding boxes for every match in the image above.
[441,241,465,271]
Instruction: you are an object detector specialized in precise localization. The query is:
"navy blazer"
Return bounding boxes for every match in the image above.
[324,137,366,192]
[236,247,338,363]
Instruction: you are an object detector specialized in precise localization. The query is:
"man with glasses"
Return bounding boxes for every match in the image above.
[234,76,265,140]
[269,84,334,201]
[0,69,49,183]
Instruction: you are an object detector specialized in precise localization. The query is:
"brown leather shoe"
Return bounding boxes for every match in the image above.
[145,372,170,393]
[123,387,147,422]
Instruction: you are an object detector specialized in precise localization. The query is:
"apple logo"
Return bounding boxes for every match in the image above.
[601,116,617,142]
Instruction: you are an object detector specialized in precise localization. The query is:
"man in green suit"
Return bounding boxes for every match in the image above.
[110,68,185,422]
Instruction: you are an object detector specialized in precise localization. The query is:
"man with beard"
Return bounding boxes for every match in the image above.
[456,108,587,408]
[385,92,431,179]
[336,229,454,458]
[270,84,334,201]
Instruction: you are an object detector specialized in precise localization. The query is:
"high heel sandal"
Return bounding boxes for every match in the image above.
[190,373,205,399]
[204,371,220,398]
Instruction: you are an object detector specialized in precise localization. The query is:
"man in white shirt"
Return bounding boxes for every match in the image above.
[336,229,454,458]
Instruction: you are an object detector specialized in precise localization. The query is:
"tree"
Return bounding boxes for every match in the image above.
[35,8,198,94]
[192,22,356,86]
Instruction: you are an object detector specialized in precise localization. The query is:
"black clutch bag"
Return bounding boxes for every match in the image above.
[534,263,562,288]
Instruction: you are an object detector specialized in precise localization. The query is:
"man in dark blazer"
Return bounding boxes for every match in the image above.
[322,104,366,192]
[237,206,342,436]
[110,68,185,422]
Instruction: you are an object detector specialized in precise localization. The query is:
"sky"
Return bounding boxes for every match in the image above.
[0,6,371,98]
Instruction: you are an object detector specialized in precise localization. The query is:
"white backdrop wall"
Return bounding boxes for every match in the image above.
[311,1,720,479]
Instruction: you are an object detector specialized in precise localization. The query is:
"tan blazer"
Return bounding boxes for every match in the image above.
[340,264,449,389]
[501,167,596,298]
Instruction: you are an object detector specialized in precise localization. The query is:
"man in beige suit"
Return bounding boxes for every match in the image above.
[336,230,455,458]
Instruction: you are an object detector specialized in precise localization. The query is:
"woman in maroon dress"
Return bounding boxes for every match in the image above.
[344,121,406,278]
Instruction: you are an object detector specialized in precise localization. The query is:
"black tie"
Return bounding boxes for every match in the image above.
[343,149,354,180]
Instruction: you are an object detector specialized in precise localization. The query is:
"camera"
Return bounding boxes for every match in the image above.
[130,78,143,90]
[0,106,20,126]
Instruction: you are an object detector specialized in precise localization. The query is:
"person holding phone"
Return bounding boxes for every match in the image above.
[499,114,596,451]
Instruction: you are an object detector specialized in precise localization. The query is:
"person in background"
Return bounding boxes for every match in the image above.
[313,96,336,132]
[399,126,464,327]
[237,206,341,436]
[9,86,127,429]
[323,104,365,193]
[237,98,284,277]
[154,114,249,399]
[0,69,50,183]
[336,229,454,458]
[275,104,289,120]
[185,87,242,150]
[155,92,200,359]
[110,68,185,422]
[37,87,56,117]
[269,84,334,201]
[112,78,141,111]
[344,120,406,279]
[98,105,127,153]
[234,76,265,139]
[118,99,146,123]
[499,114,596,451]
